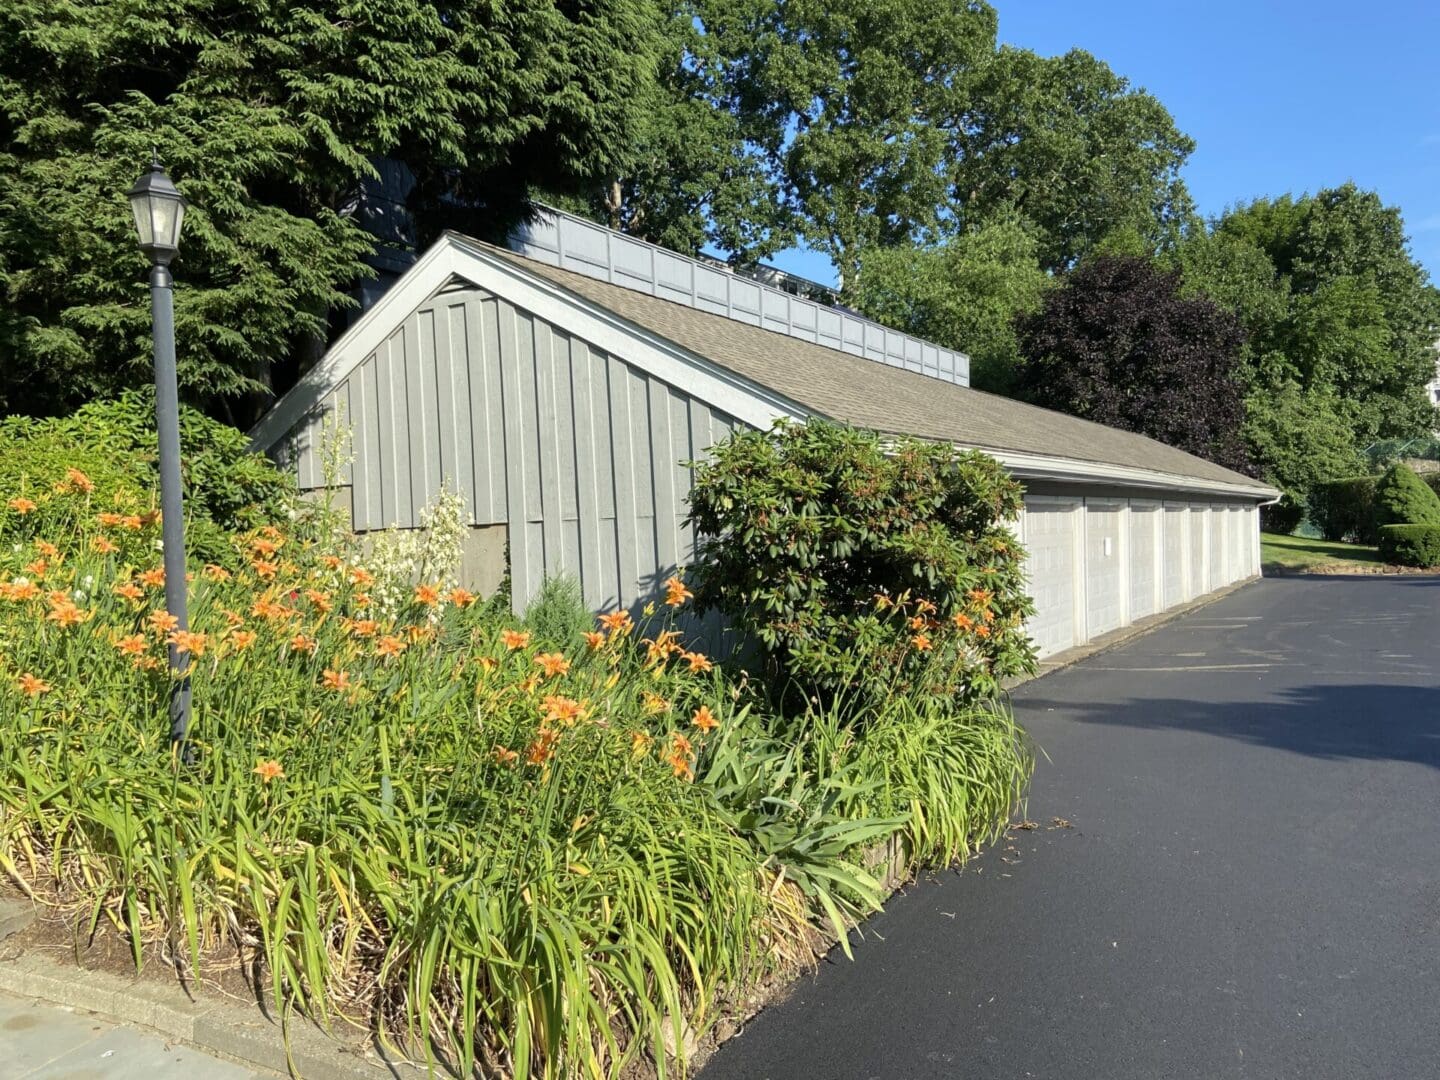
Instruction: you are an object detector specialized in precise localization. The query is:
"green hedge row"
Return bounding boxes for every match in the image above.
[1378,525,1440,568]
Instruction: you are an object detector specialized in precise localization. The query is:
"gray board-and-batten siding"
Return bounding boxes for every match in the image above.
[288,283,744,614]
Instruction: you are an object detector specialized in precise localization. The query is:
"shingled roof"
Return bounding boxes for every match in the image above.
[482,243,1271,496]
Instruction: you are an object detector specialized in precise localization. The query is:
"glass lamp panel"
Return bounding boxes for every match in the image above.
[130,194,156,247]
[149,194,183,249]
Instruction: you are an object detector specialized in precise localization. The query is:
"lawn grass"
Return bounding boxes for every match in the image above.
[1260,532,1384,572]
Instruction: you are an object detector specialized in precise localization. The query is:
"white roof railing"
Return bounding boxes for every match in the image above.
[508,205,970,387]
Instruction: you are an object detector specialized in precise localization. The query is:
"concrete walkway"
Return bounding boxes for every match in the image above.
[700,575,1440,1080]
[1,991,278,1079]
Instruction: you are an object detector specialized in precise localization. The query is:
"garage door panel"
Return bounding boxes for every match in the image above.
[1162,504,1186,609]
[1023,499,1078,658]
[1129,503,1158,620]
[1085,500,1124,637]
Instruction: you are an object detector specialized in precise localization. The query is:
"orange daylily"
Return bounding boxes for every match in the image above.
[304,589,333,613]
[228,630,258,652]
[683,651,713,673]
[449,587,477,608]
[34,540,59,558]
[641,691,669,716]
[348,567,374,587]
[168,630,208,657]
[2,580,40,602]
[541,694,585,726]
[138,567,165,589]
[320,555,344,571]
[113,582,144,602]
[46,601,87,628]
[63,467,95,494]
[321,668,352,691]
[501,628,531,650]
[23,559,47,579]
[911,633,933,651]
[147,610,180,635]
[598,610,632,635]
[691,705,719,733]
[253,760,285,784]
[289,633,317,654]
[953,612,975,632]
[204,564,232,582]
[583,630,606,651]
[120,514,143,531]
[350,619,379,638]
[251,558,279,580]
[413,583,441,607]
[663,575,693,607]
[97,511,125,527]
[375,635,406,658]
[534,652,571,678]
[8,497,37,515]
[115,634,148,656]
[251,538,280,558]
[493,745,519,768]
[17,673,51,697]
[91,536,119,555]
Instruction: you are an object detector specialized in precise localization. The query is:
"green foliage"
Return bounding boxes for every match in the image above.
[1373,462,1440,528]
[0,392,295,563]
[849,216,1051,393]
[1260,495,1306,537]
[1015,256,1250,471]
[1377,524,1440,568]
[522,575,595,652]
[0,0,663,419]
[1177,184,1440,495]
[686,421,1036,714]
[951,46,1196,271]
[1241,382,1364,512]
[601,2,1194,295]
[1306,476,1379,543]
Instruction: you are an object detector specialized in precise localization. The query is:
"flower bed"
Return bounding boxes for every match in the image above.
[0,454,1034,1079]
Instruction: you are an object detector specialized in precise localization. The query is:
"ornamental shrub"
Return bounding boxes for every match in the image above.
[0,391,297,563]
[1306,476,1378,543]
[686,420,1037,713]
[1378,524,1440,567]
[1373,462,1440,528]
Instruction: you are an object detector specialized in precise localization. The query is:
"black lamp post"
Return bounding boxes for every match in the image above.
[127,154,191,749]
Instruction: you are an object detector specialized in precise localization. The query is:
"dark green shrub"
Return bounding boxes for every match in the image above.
[1260,493,1305,535]
[1423,473,1440,501]
[686,420,1037,713]
[1373,462,1440,528]
[1306,475,1378,543]
[0,391,297,562]
[1378,524,1440,568]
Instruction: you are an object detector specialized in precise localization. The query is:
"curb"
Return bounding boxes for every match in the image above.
[0,947,427,1080]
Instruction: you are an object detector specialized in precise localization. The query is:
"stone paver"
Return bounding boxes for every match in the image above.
[0,991,275,1079]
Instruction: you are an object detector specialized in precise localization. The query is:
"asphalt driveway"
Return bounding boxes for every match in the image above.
[700,575,1440,1080]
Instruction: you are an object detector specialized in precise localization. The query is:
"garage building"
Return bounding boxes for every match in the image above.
[249,212,1277,660]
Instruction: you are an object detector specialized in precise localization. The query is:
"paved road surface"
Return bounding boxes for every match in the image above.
[701,576,1440,1080]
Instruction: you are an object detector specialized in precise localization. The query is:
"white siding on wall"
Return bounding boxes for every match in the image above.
[1023,498,1081,658]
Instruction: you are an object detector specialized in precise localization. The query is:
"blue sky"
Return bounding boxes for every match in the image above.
[768,0,1440,287]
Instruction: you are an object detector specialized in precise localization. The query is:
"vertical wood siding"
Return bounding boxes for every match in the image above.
[287,286,741,613]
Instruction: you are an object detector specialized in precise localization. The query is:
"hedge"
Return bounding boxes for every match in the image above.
[1378,524,1440,568]
[1306,476,1379,543]
[1373,463,1440,529]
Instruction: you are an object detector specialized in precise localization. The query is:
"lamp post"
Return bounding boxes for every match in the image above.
[127,154,191,750]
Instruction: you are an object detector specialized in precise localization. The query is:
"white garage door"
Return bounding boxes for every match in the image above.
[1231,506,1250,581]
[1162,503,1187,608]
[1085,500,1125,637]
[1023,499,1079,658]
[1208,505,1226,591]
[1129,502,1159,620]
[1189,505,1207,597]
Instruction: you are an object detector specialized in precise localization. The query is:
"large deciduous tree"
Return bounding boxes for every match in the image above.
[1174,184,1440,506]
[0,0,661,421]
[849,215,1050,393]
[1015,255,1250,472]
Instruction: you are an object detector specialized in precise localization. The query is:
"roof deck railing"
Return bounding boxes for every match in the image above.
[508,205,970,387]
